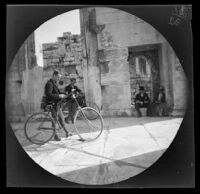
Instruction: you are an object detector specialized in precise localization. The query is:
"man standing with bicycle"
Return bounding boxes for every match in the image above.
[45,70,72,141]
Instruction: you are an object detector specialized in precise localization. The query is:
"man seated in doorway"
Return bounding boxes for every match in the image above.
[45,70,72,141]
[134,86,150,117]
[153,86,169,116]
[64,77,83,123]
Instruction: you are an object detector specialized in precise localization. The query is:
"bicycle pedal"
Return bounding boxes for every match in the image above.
[78,138,85,142]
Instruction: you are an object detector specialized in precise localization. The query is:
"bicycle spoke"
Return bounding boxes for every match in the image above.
[81,117,95,131]
[83,115,99,130]
[29,131,42,139]
[39,127,54,131]
[31,139,46,144]
[37,117,46,129]
[74,107,103,141]
[81,110,99,127]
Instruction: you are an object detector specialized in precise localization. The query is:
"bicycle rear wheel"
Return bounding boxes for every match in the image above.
[24,112,55,145]
[74,107,104,141]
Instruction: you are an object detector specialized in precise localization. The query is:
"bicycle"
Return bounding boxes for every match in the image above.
[61,94,100,121]
[24,93,104,145]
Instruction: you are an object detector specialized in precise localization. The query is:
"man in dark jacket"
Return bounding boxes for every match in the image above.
[153,86,169,116]
[45,70,71,141]
[64,78,82,123]
[134,86,150,117]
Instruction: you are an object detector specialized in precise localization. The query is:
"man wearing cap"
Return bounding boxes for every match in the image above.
[134,86,150,117]
[64,78,82,123]
[44,70,72,141]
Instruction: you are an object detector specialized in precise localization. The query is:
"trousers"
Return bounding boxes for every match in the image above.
[135,103,151,116]
[66,100,78,123]
[51,103,67,132]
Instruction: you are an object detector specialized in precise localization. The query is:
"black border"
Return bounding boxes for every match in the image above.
[5,4,194,188]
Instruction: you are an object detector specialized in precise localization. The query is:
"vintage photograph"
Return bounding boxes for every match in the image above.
[6,6,190,185]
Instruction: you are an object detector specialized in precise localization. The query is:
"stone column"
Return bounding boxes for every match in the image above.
[80,8,103,109]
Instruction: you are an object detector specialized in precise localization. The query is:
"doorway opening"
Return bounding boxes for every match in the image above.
[128,45,160,106]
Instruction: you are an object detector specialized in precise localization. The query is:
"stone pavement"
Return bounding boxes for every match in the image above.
[10,116,183,185]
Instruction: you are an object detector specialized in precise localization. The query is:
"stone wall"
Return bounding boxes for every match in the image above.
[99,48,131,116]
[95,7,165,49]
[171,53,188,116]
[6,33,43,122]
[6,45,26,121]
[80,7,188,116]
[42,32,84,93]
[21,66,43,116]
[80,8,102,108]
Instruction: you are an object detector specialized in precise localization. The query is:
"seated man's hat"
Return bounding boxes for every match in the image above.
[139,86,145,91]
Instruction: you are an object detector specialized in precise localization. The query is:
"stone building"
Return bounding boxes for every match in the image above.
[42,32,84,92]
[6,33,43,122]
[6,8,188,122]
[6,31,85,122]
[79,7,188,116]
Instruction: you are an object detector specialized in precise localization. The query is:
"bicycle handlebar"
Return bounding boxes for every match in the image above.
[57,92,82,106]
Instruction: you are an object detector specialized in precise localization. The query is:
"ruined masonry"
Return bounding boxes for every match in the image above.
[79,7,188,117]
[6,8,188,122]
[42,32,84,92]
[6,33,43,122]
[6,32,84,122]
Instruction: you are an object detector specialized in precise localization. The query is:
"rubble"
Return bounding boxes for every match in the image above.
[42,32,84,92]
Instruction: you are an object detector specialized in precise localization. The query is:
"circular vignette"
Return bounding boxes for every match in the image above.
[6,6,191,186]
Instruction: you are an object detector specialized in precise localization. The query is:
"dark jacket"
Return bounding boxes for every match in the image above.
[64,84,81,100]
[45,79,61,103]
[155,92,166,103]
[135,92,150,107]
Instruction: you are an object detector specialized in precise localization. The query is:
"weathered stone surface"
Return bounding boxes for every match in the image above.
[6,33,40,121]
[80,7,188,117]
[42,32,82,69]
[172,56,188,111]
[42,32,84,94]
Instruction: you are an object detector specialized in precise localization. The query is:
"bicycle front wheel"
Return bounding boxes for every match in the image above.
[74,107,104,141]
[85,101,100,120]
[24,112,56,145]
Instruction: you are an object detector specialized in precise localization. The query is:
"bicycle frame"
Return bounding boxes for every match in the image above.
[61,93,82,111]
[44,104,64,131]
[46,93,97,131]
[45,94,81,130]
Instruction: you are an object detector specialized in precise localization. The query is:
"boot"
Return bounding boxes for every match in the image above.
[65,131,73,138]
[54,134,61,141]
